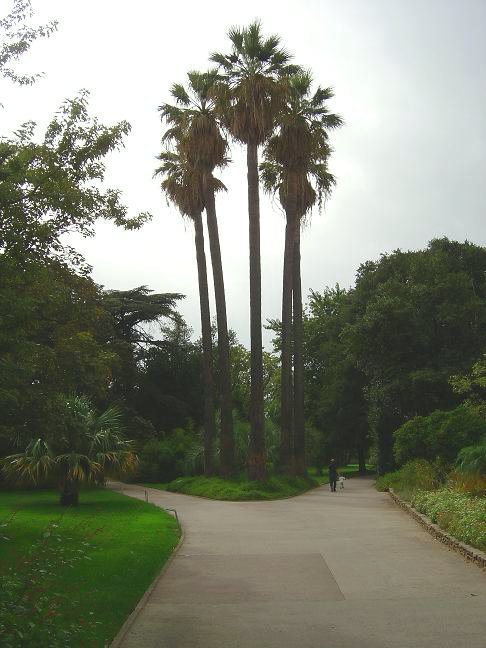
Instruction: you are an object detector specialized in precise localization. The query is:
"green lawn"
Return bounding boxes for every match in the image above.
[144,464,369,500]
[0,487,180,647]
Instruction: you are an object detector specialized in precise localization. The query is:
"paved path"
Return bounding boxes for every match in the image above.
[110,478,486,648]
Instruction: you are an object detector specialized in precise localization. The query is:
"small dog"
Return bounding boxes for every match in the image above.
[338,475,346,489]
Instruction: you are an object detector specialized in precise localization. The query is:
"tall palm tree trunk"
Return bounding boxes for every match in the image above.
[204,180,235,477]
[193,210,216,475]
[280,191,298,474]
[292,221,306,475]
[247,141,266,481]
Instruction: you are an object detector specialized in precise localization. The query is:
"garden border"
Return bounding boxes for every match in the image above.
[110,518,185,647]
[388,488,486,570]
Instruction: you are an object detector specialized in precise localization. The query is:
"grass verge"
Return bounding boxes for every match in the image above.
[149,474,317,500]
[0,487,180,647]
[143,464,369,500]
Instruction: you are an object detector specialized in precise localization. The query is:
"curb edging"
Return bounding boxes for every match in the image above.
[388,488,486,570]
[110,512,185,647]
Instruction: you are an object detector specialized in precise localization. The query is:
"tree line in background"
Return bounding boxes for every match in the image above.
[301,237,486,478]
[1,3,485,501]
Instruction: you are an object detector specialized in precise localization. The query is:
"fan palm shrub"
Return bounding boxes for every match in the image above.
[2,395,137,505]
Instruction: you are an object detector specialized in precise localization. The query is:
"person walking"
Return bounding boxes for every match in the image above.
[329,459,338,492]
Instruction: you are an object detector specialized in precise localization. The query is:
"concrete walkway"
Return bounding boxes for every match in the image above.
[110,478,486,648]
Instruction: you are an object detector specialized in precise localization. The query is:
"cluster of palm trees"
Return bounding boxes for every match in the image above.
[157,21,342,481]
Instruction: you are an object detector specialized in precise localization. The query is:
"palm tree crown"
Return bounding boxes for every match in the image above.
[155,150,205,218]
[160,69,228,174]
[261,71,343,215]
[211,20,299,145]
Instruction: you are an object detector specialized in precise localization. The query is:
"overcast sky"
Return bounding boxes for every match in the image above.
[2,0,485,347]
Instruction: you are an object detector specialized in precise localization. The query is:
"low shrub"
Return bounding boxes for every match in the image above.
[456,441,486,476]
[451,471,486,496]
[375,459,439,499]
[411,488,486,552]
[453,439,486,495]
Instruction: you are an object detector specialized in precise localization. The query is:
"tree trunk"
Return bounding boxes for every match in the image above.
[358,445,367,475]
[292,222,306,476]
[59,480,79,506]
[246,142,266,481]
[193,211,216,475]
[204,180,235,478]
[280,204,297,475]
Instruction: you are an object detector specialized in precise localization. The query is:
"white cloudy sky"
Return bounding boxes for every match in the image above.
[2,0,485,346]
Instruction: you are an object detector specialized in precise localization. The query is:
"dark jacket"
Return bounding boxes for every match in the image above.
[328,463,338,479]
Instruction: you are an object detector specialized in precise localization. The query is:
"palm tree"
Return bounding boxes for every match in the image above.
[261,72,342,474]
[211,21,298,480]
[2,396,137,506]
[160,71,235,477]
[155,150,217,475]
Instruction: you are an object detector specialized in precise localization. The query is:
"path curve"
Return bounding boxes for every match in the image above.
[110,478,485,648]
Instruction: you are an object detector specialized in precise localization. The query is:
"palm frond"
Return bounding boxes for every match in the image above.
[259,160,280,195]
[228,26,245,52]
[2,438,55,484]
[210,52,232,70]
[211,176,227,193]
[170,82,191,106]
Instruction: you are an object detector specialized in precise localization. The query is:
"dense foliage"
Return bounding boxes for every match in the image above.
[301,287,369,471]
[0,92,149,268]
[393,406,486,466]
[0,259,116,455]
[302,239,486,474]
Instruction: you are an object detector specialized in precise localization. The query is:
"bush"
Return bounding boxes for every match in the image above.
[375,459,439,499]
[456,441,486,476]
[453,440,486,495]
[134,427,203,483]
[393,406,486,466]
